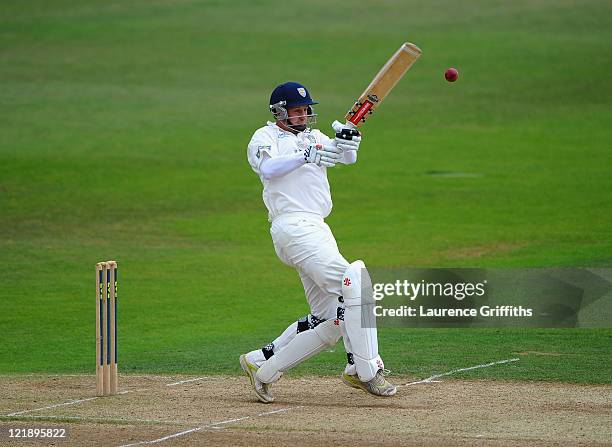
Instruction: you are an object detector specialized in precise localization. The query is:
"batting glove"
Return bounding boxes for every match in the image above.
[304,143,342,168]
[332,120,361,152]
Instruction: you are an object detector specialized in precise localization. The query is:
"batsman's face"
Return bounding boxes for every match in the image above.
[287,106,308,125]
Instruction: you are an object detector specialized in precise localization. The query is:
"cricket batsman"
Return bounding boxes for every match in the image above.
[240,81,397,403]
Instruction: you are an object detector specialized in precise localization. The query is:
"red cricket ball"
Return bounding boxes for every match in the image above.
[445,67,459,82]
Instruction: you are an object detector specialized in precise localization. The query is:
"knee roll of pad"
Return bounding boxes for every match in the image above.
[313,319,342,347]
[342,260,373,306]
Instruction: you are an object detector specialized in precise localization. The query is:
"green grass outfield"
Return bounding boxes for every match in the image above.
[1,1,611,384]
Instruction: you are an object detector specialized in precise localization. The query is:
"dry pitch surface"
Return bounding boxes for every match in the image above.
[1,374,611,446]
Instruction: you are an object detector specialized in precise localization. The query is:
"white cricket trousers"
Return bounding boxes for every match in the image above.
[270,212,349,321]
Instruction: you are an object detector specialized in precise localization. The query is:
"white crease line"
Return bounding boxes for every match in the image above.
[5,382,175,416]
[4,390,144,416]
[6,397,100,416]
[1,414,186,425]
[403,378,444,386]
[166,377,208,386]
[400,358,520,387]
[209,416,250,426]
[257,406,303,416]
[118,406,303,447]
[120,426,203,447]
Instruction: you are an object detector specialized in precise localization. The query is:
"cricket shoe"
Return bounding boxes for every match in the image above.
[239,354,274,403]
[341,369,397,397]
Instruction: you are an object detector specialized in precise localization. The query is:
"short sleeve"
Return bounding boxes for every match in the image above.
[247,129,276,174]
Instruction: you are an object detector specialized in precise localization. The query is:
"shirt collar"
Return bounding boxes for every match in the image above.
[267,121,295,136]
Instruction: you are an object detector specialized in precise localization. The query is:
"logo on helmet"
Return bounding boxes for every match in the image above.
[297,87,307,97]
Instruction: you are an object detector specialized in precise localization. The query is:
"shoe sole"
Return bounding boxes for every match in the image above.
[239,355,273,403]
[341,373,362,390]
[341,373,397,397]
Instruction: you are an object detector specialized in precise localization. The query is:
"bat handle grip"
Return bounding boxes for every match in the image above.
[332,120,361,140]
[336,127,361,140]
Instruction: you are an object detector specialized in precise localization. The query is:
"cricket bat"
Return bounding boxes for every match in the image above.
[340,42,421,135]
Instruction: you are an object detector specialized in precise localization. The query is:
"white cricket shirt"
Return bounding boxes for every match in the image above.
[247,122,334,221]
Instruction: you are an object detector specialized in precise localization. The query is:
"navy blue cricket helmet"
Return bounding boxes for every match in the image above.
[269,81,318,109]
[269,82,318,129]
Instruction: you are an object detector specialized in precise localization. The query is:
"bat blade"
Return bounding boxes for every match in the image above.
[345,42,421,127]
